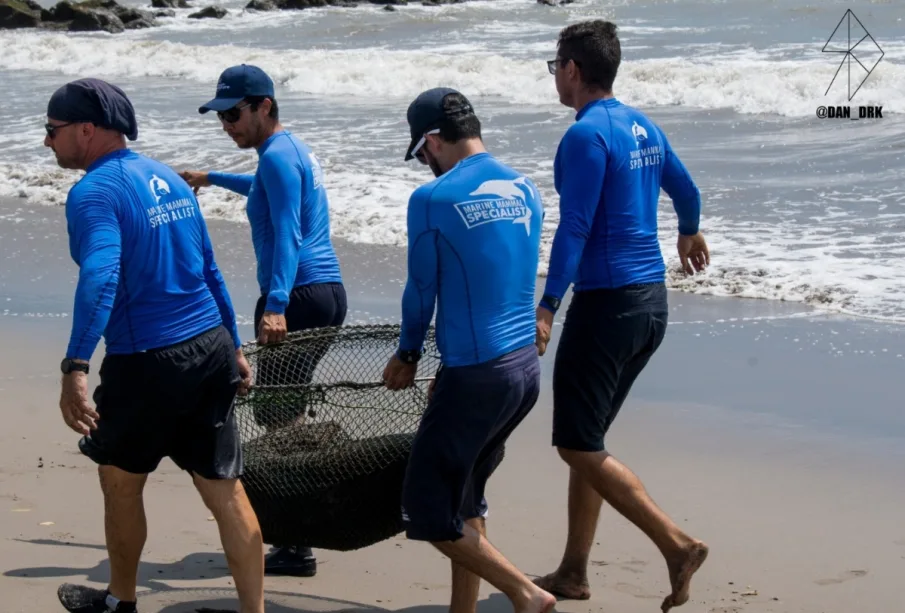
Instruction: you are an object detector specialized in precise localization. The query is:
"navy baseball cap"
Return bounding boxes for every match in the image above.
[47,78,138,141]
[198,64,275,114]
[404,87,475,161]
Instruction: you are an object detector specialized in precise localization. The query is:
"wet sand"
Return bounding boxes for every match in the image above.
[1,200,903,612]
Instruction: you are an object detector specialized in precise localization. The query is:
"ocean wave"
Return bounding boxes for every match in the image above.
[0,30,902,117]
[2,161,903,323]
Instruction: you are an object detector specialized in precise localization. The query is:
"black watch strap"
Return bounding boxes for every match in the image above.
[540,294,561,313]
[61,358,89,375]
[396,348,423,364]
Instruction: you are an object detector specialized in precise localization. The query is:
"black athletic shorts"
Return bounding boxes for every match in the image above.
[252,282,347,430]
[552,282,668,453]
[402,343,540,542]
[78,325,243,479]
[253,282,348,338]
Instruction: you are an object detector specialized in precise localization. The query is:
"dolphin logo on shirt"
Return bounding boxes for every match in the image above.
[149,174,171,205]
[465,177,534,236]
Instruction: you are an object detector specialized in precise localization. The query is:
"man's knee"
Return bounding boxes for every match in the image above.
[557,447,611,472]
[98,465,148,500]
[192,473,248,516]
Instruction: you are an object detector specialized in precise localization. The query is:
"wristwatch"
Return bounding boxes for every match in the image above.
[60,358,90,375]
[396,348,423,364]
[540,294,561,313]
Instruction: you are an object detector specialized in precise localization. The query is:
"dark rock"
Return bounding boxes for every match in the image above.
[245,0,276,9]
[537,0,555,5]
[124,14,155,27]
[151,0,189,8]
[382,3,394,9]
[67,6,124,32]
[44,0,158,31]
[271,0,348,9]
[0,0,43,29]
[370,0,407,5]
[277,0,327,8]
[154,8,174,16]
[188,4,226,18]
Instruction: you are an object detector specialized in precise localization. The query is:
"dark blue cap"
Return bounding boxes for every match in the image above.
[199,64,275,114]
[404,87,475,160]
[47,78,138,141]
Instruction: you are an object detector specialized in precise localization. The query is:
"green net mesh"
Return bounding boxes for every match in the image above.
[233,324,477,551]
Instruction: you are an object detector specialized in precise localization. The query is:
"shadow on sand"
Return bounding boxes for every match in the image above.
[4,538,516,613]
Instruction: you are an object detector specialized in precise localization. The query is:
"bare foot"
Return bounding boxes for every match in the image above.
[532,570,591,600]
[516,586,558,613]
[661,540,709,612]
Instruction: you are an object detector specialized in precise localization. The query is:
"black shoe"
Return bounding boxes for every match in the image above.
[263,545,317,577]
[58,584,137,613]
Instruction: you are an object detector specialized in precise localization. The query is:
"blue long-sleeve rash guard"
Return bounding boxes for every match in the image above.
[540,98,702,312]
[65,149,241,361]
[208,131,342,314]
[398,152,544,367]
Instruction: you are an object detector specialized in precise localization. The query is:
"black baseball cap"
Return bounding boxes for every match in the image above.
[199,64,275,114]
[404,87,475,161]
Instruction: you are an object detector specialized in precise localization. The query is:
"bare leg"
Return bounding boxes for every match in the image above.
[450,517,486,613]
[432,522,556,613]
[533,467,601,599]
[98,465,148,603]
[193,474,265,613]
[559,449,708,612]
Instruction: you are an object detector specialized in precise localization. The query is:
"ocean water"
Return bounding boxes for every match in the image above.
[1,0,904,322]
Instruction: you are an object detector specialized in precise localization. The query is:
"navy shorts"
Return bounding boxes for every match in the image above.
[252,282,347,430]
[552,283,668,453]
[401,344,540,542]
[79,325,243,479]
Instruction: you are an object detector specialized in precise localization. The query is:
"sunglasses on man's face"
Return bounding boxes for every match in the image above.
[217,101,251,124]
[547,57,577,75]
[45,122,73,138]
[411,128,440,164]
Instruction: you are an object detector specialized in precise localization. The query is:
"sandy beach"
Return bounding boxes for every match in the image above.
[1,198,903,613]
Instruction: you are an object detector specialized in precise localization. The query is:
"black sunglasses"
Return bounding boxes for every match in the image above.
[45,122,73,138]
[546,57,578,75]
[217,101,251,124]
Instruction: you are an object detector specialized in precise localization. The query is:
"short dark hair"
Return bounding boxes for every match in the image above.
[246,95,279,121]
[557,20,621,92]
[437,93,481,144]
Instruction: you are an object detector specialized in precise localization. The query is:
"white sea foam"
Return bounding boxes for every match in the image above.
[2,160,903,324]
[0,31,902,117]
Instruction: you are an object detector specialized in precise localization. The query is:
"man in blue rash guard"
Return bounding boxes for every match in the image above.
[532,21,711,613]
[180,64,345,578]
[45,78,265,613]
[382,87,556,613]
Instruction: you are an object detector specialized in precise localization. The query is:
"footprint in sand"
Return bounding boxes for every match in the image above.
[709,608,742,613]
[618,559,648,574]
[894,539,905,547]
[815,570,868,586]
[613,582,660,599]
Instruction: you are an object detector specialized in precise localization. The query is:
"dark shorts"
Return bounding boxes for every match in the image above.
[79,325,243,479]
[402,343,540,542]
[252,282,347,430]
[552,282,668,453]
[253,282,348,338]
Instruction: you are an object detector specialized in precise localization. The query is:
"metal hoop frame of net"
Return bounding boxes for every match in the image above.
[234,324,505,551]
